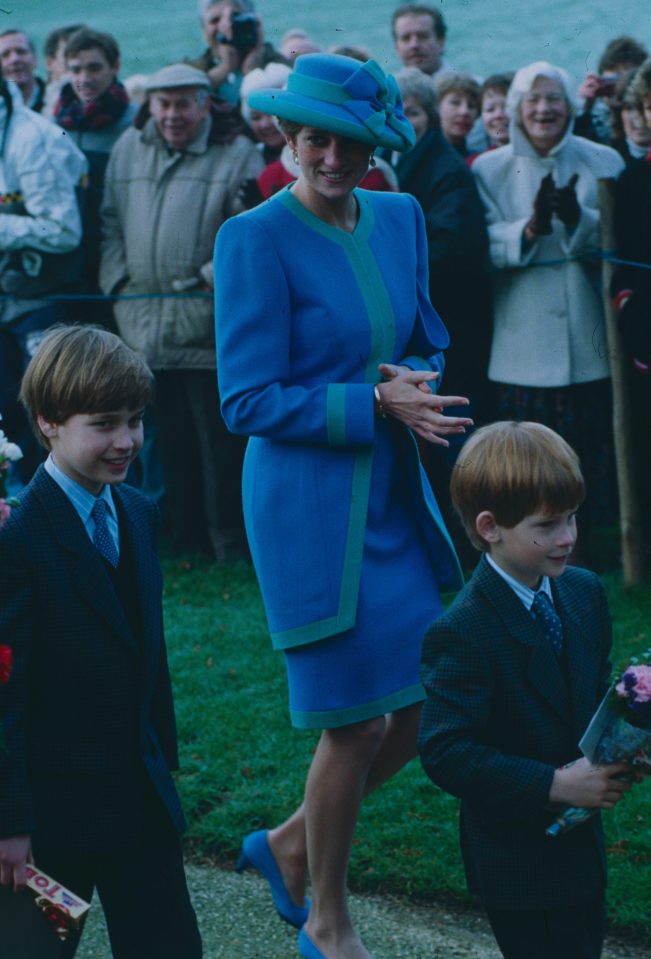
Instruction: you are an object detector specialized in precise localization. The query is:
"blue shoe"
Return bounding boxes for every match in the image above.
[298,929,327,959]
[236,829,310,929]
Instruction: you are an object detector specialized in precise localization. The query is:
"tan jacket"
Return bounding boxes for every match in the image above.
[100,116,263,369]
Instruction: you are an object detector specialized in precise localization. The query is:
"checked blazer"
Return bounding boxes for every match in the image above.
[0,467,185,857]
[418,555,612,911]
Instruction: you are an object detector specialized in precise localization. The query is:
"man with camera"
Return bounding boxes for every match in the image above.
[187,0,288,104]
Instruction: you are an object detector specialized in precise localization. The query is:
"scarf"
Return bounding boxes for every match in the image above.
[54,80,129,132]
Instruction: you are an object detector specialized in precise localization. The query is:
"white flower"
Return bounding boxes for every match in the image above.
[0,431,23,462]
[3,442,22,462]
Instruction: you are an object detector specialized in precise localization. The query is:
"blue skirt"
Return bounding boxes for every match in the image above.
[284,424,444,729]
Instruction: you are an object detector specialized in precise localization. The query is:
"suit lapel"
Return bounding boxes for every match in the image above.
[113,486,163,692]
[475,557,572,725]
[32,469,139,656]
[553,574,602,740]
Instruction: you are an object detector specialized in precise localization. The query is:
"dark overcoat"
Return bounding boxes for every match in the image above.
[0,467,185,857]
[418,556,611,910]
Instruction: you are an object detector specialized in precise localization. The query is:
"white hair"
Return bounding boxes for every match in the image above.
[506,60,580,121]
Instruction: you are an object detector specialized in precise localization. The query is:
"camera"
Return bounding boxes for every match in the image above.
[596,75,617,96]
[215,12,257,51]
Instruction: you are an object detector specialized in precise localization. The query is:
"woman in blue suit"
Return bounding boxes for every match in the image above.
[214,53,471,959]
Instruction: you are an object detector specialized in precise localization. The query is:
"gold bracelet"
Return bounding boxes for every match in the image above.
[373,384,387,418]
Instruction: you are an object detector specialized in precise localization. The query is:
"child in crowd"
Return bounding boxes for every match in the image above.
[0,326,202,958]
[418,421,634,959]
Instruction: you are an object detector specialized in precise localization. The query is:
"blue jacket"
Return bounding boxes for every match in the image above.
[215,189,462,648]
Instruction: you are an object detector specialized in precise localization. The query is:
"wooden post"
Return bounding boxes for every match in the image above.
[598,178,644,584]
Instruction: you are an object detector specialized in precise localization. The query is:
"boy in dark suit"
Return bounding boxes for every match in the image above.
[418,421,634,959]
[0,326,202,958]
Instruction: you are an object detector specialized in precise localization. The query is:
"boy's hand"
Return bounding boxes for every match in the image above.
[0,835,32,892]
[549,757,634,809]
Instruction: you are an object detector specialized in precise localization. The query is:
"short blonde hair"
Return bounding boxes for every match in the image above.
[451,421,585,552]
[20,325,153,449]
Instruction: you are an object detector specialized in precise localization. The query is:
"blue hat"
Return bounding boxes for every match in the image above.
[247,53,415,152]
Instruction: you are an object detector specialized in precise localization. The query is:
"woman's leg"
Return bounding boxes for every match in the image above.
[267,702,423,955]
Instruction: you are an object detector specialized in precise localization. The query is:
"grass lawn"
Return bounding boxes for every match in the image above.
[162,550,651,945]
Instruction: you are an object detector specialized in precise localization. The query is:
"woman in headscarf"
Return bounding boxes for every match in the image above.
[472,61,624,556]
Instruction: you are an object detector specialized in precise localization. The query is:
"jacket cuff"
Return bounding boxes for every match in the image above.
[326,383,374,446]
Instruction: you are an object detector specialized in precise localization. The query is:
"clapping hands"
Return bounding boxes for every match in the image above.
[525,173,580,240]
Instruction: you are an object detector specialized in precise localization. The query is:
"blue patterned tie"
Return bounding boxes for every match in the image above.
[92,498,119,568]
[531,591,563,656]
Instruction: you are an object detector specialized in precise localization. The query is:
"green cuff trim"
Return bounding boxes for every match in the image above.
[327,383,347,446]
[290,683,426,729]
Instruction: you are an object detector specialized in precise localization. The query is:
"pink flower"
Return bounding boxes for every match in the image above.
[632,666,651,702]
[616,665,651,704]
[0,498,10,527]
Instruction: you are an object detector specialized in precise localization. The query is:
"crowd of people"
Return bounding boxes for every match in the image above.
[0,4,650,959]
[0,4,649,563]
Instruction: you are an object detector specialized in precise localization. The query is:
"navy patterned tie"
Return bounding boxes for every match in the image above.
[92,498,119,568]
[531,591,563,656]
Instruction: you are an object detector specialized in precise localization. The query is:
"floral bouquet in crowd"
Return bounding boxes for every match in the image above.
[546,654,651,837]
[0,414,22,528]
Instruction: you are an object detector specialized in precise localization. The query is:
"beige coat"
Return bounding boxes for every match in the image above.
[100,116,263,369]
[472,123,623,387]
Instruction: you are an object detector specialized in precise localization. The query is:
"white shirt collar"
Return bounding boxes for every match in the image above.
[485,553,553,610]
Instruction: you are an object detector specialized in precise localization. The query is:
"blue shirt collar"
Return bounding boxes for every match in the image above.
[44,454,116,521]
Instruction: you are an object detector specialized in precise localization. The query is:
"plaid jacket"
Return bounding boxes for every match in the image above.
[0,467,185,856]
[418,555,611,910]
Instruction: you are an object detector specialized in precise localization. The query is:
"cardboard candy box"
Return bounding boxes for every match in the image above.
[25,864,91,941]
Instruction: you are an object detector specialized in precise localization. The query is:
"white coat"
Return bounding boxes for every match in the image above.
[0,80,87,322]
[0,81,86,254]
[472,120,624,387]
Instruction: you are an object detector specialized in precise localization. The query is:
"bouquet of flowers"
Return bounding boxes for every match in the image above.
[0,414,22,528]
[546,654,651,837]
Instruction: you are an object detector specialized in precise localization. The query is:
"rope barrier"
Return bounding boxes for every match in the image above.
[0,290,213,302]
[1,251,651,303]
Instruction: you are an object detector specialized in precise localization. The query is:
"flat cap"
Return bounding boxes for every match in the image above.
[145,64,211,92]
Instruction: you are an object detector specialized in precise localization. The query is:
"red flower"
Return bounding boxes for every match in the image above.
[0,645,12,684]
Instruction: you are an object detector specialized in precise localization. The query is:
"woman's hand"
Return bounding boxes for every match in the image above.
[524,173,555,241]
[377,364,472,446]
[578,72,602,104]
[553,173,580,228]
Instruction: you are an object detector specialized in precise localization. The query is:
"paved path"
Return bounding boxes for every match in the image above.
[76,863,646,958]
